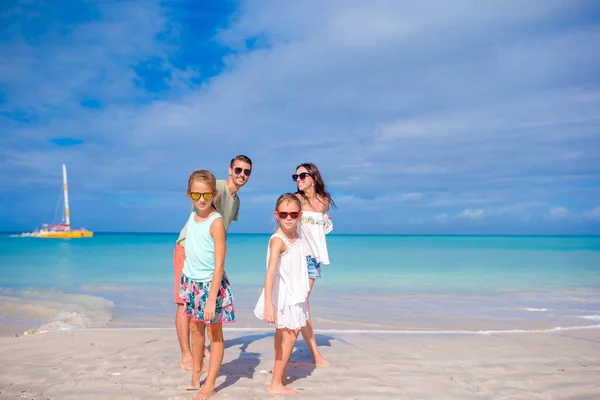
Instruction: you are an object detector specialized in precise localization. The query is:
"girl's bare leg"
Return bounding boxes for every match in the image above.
[269,328,299,395]
[204,328,212,358]
[193,324,224,400]
[189,321,208,389]
[299,279,329,367]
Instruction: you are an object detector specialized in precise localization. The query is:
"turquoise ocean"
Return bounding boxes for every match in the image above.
[1,233,599,336]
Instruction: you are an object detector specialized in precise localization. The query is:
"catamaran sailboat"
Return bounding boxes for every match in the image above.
[21,164,93,238]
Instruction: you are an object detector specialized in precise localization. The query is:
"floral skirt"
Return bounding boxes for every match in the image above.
[179,273,236,325]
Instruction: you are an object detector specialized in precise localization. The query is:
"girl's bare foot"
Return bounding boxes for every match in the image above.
[188,363,207,390]
[268,384,297,395]
[179,357,193,371]
[193,387,216,400]
[314,356,330,368]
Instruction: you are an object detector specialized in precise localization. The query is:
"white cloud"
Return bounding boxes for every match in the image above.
[542,205,600,222]
[457,208,485,220]
[0,1,175,111]
[376,193,423,202]
[1,0,600,233]
[582,205,600,221]
[335,192,423,206]
[433,213,449,223]
[547,206,570,220]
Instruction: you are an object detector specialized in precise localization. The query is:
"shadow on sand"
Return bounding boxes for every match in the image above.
[287,333,335,383]
[215,332,336,391]
[216,333,270,391]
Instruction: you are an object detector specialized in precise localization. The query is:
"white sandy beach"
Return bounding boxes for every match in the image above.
[1,327,599,400]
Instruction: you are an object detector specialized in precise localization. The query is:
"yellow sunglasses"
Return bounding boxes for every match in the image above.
[190,192,214,201]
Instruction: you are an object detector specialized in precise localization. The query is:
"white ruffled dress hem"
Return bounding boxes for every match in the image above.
[254,290,309,330]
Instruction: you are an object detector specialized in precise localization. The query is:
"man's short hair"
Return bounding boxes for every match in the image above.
[230,155,252,167]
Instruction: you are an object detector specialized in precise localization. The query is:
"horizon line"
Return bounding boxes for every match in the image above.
[2,231,599,238]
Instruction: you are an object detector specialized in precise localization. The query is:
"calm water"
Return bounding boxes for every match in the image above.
[1,233,599,335]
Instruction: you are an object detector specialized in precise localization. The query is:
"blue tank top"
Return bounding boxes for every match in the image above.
[182,211,222,282]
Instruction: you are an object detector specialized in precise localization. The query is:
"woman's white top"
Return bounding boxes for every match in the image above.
[297,211,333,265]
[254,234,310,329]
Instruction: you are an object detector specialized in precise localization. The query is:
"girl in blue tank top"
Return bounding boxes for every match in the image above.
[178,170,235,399]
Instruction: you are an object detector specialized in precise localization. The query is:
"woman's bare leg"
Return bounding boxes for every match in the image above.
[299,279,329,367]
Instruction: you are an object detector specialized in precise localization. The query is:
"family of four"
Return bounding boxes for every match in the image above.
[172,155,335,399]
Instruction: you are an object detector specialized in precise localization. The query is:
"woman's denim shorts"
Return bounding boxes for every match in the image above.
[306,256,321,279]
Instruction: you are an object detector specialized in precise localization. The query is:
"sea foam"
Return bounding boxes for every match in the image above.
[0,288,113,335]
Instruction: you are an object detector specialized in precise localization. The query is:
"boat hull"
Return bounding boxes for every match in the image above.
[22,231,94,238]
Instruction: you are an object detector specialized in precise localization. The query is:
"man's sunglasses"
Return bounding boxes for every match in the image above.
[234,167,251,177]
[275,211,301,219]
[292,172,310,181]
[190,192,214,201]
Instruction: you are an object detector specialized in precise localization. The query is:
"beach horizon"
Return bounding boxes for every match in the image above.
[4,230,600,236]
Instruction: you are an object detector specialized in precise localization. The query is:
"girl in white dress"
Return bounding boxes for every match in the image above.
[254,193,310,395]
[293,162,335,367]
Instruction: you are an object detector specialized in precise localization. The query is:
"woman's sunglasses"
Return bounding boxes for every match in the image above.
[234,167,252,177]
[190,192,214,201]
[275,211,301,219]
[292,172,310,181]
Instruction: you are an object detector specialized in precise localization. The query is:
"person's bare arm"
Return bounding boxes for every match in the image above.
[263,237,285,323]
[204,217,226,321]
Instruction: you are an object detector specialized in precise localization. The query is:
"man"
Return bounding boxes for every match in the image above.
[173,154,252,370]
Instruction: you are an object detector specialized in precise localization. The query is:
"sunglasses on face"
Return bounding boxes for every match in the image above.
[275,211,301,219]
[190,192,214,201]
[292,172,310,182]
[234,167,251,177]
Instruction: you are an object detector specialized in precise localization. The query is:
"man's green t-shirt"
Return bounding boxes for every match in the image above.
[176,180,239,246]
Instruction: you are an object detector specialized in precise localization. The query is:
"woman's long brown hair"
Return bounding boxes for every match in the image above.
[295,163,336,210]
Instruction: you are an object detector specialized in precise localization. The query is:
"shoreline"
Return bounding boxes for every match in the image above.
[45,324,600,335]
[7,320,600,339]
[2,285,599,338]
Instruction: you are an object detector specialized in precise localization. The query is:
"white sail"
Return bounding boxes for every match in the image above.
[62,164,71,227]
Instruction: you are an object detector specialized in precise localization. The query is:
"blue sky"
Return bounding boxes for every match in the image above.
[1,0,599,235]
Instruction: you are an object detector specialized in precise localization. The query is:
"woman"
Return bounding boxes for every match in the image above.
[293,162,336,367]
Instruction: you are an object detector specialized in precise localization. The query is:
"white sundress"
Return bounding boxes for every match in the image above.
[254,234,310,330]
[297,211,333,265]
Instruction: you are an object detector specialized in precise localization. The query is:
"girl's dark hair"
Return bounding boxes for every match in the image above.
[295,163,336,210]
[230,155,252,167]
